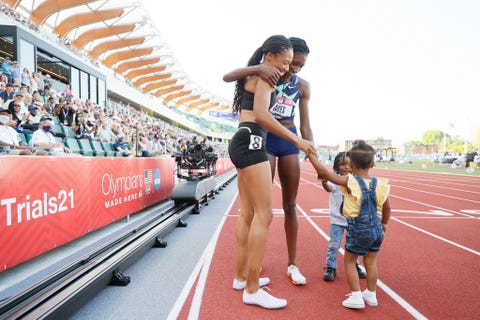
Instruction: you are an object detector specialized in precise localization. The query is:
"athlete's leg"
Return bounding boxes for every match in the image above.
[240,161,275,293]
[277,154,300,266]
[235,169,254,282]
[267,153,277,182]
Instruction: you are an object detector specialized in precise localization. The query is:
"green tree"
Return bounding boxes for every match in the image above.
[422,130,444,145]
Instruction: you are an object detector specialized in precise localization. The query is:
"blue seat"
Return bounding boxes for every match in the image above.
[89,140,106,157]
[64,138,82,155]
[63,125,75,139]
[101,141,124,157]
[77,139,94,156]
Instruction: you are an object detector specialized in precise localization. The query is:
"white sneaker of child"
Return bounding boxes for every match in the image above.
[362,289,378,306]
[342,291,365,309]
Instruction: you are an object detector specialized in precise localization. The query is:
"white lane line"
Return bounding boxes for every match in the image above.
[390,194,477,218]
[392,185,480,204]
[167,191,237,320]
[295,204,428,320]
[392,217,480,256]
[389,179,480,196]
[301,176,478,219]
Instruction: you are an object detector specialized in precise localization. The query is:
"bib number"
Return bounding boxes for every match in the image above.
[249,135,263,150]
[270,102,293,118]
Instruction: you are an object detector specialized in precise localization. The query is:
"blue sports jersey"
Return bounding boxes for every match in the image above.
[269,74,300,121]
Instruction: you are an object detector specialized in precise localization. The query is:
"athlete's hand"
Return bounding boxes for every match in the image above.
[296,138,316,156]
[257,65,282,87]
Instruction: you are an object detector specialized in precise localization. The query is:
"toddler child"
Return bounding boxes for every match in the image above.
[309,140,391,309]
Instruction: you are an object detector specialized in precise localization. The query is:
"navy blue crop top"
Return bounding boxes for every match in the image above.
[239,90,275,111]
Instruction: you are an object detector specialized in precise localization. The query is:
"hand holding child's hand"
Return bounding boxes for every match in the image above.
[296,138,315,156]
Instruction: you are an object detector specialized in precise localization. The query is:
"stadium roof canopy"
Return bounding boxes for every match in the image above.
[5,0,230,114]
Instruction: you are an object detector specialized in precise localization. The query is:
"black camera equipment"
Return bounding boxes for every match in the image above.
[173,136,218,181]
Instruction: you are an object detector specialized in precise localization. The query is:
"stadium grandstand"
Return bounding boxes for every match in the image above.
[0,2,238,317]
[0,0,237,156]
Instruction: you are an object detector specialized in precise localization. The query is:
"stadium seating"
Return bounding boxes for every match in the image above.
[89,140,106,157]
[77,139,94,156]
[64,138,82,155]
[18,133,27,144]
[63,126,75,139]
[100,141,122,157]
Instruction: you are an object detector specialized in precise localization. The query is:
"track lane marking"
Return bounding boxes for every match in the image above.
[391,185,480,204]
[294,202,428,320]
[390,179,480,196]
[167,191,237,320]
[391,217,480,256]
[300,176,478,219]
[278,178,428,319]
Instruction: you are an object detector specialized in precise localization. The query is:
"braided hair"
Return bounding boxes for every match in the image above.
[289,37,310,55]
[333,151,348,174]
[232,35,292,113]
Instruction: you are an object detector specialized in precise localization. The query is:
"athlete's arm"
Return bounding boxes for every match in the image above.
[223,65,281,87]
[298,77,314,143]
[253,79,315,155]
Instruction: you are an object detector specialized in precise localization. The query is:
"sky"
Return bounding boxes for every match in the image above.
[142,0,480,146]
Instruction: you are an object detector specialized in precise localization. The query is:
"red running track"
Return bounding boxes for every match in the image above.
[175,162,480,319]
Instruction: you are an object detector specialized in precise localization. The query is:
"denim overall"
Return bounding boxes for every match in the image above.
[345,176,384,256]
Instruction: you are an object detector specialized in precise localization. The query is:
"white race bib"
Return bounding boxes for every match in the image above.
[248,134,263,150]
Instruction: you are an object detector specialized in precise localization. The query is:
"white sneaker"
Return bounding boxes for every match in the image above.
[287,265,307,285]
[362,289,378,306]
[243,288,287,309]
[232,277,270,290]
[342,292,365,309]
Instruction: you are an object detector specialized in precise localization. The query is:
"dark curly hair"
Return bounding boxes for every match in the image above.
[333,151,348,174]
[232,35,292,113]
[349,140,376,169]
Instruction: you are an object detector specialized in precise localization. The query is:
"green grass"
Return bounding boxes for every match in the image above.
[374,160,480,176]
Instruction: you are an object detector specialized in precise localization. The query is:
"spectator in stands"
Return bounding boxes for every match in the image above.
[224,37,314,285]
[37,71,45,100]
[8,99,32,134]
[30,72,39,93]
[147,133,163,156]
[1,57,12,83]
[474,152,480,168]
[58,101,75,126]
[113,134,132,157]
[72,111,94,140]
[227,35,315,309]
[0,107,36,155]
[0,74,7,84]
[11,61,20,84]
[30,116,72,155]
[45,95,56,114]
[95,120,115,142]
[31,90,42,103]
[64,84,72,103]
[19,85,29,97]
[7,91,25,111]
[20,68,31,89]
[137,131,151,156]
[43,74,52,98]
[0,83,14,103]
[22,104,42,131]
